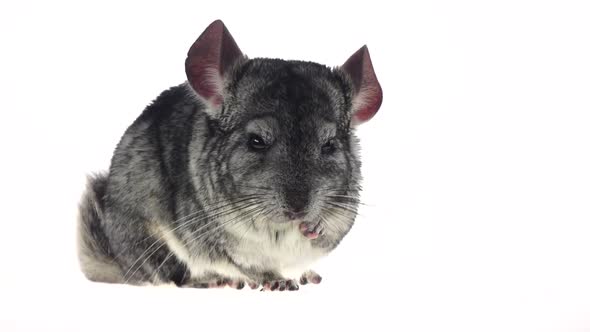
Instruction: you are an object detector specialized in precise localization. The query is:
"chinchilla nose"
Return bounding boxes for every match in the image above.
[284,188,310,219]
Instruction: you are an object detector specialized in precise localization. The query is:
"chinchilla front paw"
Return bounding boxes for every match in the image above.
[299,222,324,239]
[261,278,299,291]
[299,270,322,285]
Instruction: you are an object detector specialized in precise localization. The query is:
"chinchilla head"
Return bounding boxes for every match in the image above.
[185,20,382,227]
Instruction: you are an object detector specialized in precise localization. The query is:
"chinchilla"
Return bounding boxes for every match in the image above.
[77,20,382,291]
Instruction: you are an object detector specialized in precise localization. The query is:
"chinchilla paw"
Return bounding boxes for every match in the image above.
[299,270,322,285]
[261,278,299,292]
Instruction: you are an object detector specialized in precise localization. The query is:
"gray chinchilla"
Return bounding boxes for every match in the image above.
[77,20,383,291]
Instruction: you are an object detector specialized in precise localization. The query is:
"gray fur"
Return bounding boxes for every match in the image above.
[77,21,380,289]
[77,173,124,284]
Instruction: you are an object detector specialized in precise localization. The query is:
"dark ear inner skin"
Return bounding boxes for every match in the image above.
[342,45,383,123]
[185,20,243,107]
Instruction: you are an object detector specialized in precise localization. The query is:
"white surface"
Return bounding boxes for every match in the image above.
[1,0,589,331]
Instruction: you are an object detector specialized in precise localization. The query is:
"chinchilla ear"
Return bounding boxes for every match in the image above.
[185,20,244,111]
[340,45,383,126]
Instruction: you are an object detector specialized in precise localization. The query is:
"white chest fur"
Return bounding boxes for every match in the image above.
[158,221,326,282]
[231,224,327,279]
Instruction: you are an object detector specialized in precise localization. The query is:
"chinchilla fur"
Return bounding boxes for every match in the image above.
[77,20,382,290]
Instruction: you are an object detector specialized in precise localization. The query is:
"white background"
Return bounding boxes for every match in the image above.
[1,0,589,331]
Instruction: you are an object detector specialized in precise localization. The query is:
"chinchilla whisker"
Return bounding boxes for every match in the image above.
[183,205,266,253]
[168,197,266,234]
[258,207,276,222]
[178,199,262,228]
[162,200,263,248]
[319,215,348,235]
[122,197,256,263]
[324,210,356,228]
[237,220,256,243]
[124,199,264,282]
[149,251,175,282]
[324,194,360,199]
[321,204,356,220]
[325,201,359,214]
[326,198,369,208]
[326,198,364,211]
[318,186,362,194]
[133,196,264,246]
[324,194,368,205]
[124,240,170,283]
[321,209,354,232]
[325,201,360,214]
[209,205,266,254]
[188,204,266,241]
[208,205,268,257]
[232,184,273,191]
[320,216,340,232]
[171,195,262,223]
[124,208,256,283]
[200,206,269,263]
[325,195,375,207]
[254,207,277,230]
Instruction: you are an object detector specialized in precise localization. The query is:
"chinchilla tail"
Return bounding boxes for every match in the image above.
[77,172,124,283]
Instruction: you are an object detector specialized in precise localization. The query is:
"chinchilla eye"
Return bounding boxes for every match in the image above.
[321,138,337,155]
[248,134,269,151]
